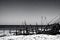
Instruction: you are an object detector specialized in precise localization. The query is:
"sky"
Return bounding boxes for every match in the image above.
[0,0,60,25]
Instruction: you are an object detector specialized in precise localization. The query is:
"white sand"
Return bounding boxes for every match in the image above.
[0,34,60,40]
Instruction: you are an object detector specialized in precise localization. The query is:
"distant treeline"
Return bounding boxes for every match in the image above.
[0,23,60,30]
[0,23,60,35]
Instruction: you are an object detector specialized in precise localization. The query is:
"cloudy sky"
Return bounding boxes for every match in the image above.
[0,0,60,25]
